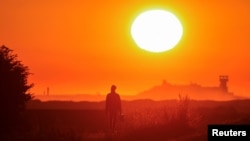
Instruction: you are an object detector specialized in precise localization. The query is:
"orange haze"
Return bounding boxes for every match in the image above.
[0,0,249,99]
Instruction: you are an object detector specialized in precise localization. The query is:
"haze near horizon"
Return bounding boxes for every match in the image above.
[1,0,249,100]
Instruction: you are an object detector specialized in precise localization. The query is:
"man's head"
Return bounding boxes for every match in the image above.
[111,85,116,92]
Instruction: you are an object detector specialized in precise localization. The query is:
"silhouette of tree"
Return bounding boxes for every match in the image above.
[0,45,33,137]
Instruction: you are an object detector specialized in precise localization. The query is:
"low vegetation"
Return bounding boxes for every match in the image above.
[9,97,250,141]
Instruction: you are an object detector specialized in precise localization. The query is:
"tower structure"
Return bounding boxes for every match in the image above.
[219,75,228,93]
[47,87,50,96]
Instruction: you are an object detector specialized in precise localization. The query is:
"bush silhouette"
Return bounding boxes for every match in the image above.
[0,45,33,137]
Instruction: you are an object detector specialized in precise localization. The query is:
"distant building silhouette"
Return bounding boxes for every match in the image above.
[219,75,228,93]
[47,87,50,96]
[137,75,237,100]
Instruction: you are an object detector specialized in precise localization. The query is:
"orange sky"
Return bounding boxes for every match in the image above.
[0,0,249,98]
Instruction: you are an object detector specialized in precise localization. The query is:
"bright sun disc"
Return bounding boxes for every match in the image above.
[131,10,183,53]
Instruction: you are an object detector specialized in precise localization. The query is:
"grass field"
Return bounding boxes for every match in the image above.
[9,98,250,141]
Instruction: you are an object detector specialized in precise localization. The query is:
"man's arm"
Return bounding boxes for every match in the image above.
[118,94,122,114]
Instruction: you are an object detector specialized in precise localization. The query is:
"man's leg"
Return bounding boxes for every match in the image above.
[113,113,117,131]
[110,111,117,132]
[109,112,113,129]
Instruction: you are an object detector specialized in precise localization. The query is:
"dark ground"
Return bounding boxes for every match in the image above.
[8,99,250,141]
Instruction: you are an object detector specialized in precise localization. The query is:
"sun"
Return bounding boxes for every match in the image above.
[131,9,183,53]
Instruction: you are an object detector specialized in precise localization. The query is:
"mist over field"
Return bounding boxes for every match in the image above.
[22,97,250,141]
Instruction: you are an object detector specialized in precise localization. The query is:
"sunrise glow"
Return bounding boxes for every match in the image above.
[0,1,249,98]
[1,1,250,140]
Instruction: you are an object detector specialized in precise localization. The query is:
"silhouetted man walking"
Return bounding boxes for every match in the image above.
[105,85,121,132]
